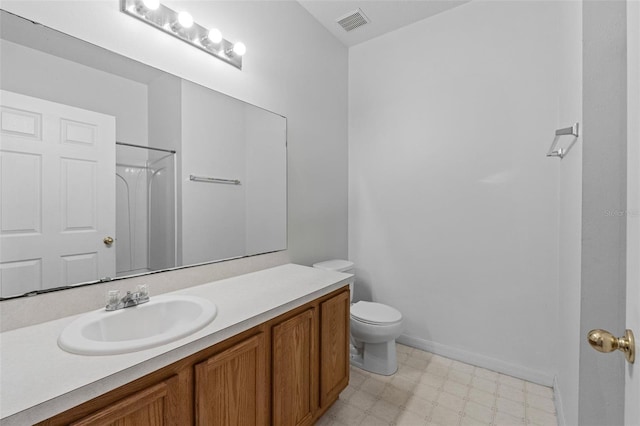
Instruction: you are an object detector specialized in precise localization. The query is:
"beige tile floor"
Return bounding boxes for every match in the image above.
[318,344,557,426]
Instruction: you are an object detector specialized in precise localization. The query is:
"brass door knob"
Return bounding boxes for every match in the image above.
[103,236,114,246]
[587,329,635,364]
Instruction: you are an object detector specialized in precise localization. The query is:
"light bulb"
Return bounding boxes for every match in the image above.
[141,0,159,10]
[177,11,194,28]
[232,42,246,56]
[207,28,222,44]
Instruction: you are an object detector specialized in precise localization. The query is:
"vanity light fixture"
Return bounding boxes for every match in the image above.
[175,11,194,30]
[228,42,246,57]
[141,0,159,11]
[204,28,222,44]
[135,0,159,18]
[120,0,246,69]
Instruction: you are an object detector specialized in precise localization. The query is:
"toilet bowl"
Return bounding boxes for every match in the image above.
[313,259,404,376]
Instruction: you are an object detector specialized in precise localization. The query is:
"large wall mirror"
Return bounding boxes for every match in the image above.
[0,10,287,299]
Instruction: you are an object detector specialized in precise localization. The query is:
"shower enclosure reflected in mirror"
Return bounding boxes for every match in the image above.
[0,10,287,299]
[115,143,177,277]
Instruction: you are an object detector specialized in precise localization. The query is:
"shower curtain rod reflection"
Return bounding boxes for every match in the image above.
[116,141,176,154]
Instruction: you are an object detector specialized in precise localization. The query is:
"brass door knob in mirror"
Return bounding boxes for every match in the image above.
[103,236,114,246]
[587,329,635,364]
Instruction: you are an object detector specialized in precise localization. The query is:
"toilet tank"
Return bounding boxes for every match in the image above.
[312,259,355,301]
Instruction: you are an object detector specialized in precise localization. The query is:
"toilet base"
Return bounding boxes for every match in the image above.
[350,340,398,376]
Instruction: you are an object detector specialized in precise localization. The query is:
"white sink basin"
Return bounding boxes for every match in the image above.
[58,295,217,355]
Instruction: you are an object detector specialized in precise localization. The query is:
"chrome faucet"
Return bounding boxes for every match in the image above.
[106,285,149,311]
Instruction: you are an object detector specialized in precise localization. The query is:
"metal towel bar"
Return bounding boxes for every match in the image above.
[189,174,241,185]
[547,122,579,159]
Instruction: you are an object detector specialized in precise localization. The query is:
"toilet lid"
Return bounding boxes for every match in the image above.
[313,259,354,272]
[351,301,402,325]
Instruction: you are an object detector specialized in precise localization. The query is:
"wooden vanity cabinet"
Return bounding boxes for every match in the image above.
[270,288,350,424]
[37,286,349,426]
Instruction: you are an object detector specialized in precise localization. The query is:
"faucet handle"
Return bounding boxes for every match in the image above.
[136,284,149,299]
[106,290,120,308]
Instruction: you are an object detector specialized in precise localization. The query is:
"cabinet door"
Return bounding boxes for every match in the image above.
[195,333,268,426]
[320,290,350,408]
[70,376,180,426]
[272,308,317,426]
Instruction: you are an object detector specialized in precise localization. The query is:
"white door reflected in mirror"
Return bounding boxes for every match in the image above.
[0,90,116,297]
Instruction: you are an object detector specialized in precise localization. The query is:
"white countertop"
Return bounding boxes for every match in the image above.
[0,264,352,425]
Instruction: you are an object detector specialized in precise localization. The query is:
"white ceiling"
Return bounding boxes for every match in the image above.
[297,0,471,47]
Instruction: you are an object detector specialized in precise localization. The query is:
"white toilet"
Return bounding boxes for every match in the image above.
[313,259,404,376]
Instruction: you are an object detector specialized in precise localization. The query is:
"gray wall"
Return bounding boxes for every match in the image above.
[579,2,628,425]
[349,0,563,384]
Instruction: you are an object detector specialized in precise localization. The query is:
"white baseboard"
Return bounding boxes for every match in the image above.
[397,334,555,387]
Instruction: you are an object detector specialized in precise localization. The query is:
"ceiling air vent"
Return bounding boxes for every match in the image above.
[336,8,370,32]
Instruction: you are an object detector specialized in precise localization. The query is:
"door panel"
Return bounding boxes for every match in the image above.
[195,332,268,426]
[61,158,97,231]
[272,308,317,426]
[0,106,41,138]
[0,90,115,297]
[61,252,98,285]
[69,378,178,426]
[0,259,41,296]
[0,150,41,234]
[320,290,350,408]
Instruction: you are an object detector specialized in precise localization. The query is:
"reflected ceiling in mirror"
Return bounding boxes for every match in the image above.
[0,10,287,300]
